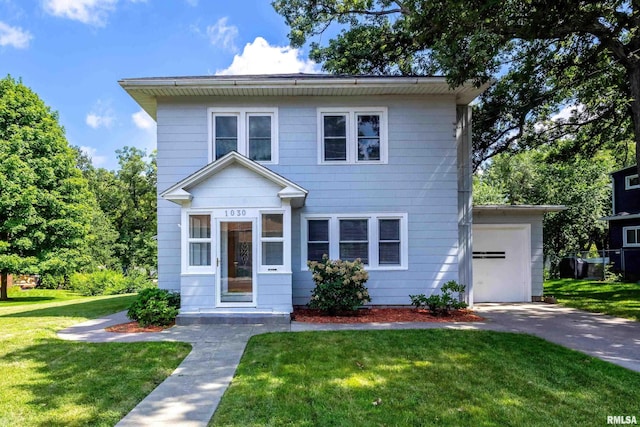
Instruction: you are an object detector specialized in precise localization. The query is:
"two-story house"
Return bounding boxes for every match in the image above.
[602,165,640,281]
[119,74,550,323]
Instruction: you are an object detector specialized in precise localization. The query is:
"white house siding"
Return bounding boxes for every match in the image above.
[156,95,460,307]
[472,212,545,298]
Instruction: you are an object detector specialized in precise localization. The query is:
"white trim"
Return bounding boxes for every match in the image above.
[317,107,388,165]
[301,213,408,270]
[471,223,532,304]
[208,107,279,165]
[623,225,640,247]
[161,151,307,207]
[257,208,292,274]
[625,173,640,190]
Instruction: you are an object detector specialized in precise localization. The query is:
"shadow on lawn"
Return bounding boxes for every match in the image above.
[0,296,136,319]
[0,296,55,303]
[4,337,188,427]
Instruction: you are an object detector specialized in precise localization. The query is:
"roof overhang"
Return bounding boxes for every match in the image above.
[161,151,308,208]
[600,212,640,221]
[474,205,567,214]
[119,74,491,119]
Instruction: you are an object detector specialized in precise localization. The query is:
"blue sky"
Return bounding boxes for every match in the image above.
[0,0,320,169]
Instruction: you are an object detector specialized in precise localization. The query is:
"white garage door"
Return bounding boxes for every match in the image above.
[472,225,531,302]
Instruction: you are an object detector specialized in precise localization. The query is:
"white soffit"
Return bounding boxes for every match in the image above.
[119,75,491,119]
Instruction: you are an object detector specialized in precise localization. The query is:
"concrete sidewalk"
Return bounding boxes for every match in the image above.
[58,304,640,426]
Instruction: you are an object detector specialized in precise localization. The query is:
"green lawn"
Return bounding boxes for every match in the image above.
[544,279,640,321]
[211,329,640,427]
[0,288,191,427]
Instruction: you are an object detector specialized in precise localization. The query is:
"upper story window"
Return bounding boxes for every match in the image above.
[317,107,388,164]
[624,226,640,247]
[625,174,640,190]
[210,108,278,164]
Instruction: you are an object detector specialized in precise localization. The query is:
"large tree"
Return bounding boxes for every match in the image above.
[274,0,640,172]
[0,77,94,299]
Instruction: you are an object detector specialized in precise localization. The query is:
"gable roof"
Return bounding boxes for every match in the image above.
[161,151,308,208]
[119,73,491,119]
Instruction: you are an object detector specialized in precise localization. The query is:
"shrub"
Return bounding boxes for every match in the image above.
[38,273,66,289]
[69,270,155,296]
[410,280,467,315]
[307,255,370,314]
[127,288,180,327]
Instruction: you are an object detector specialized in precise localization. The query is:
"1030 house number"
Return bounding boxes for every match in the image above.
[225,209,247,217]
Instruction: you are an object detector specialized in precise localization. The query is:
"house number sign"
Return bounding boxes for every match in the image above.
[224,209,247,217]
[212,208,258,218]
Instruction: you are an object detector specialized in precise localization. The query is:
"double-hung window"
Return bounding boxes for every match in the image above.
[261,213,284,268]
[303,214,407,269]
[188,214,212,270]
[318,107,387,164]
[624,226,640,247]
[210,108,278,163]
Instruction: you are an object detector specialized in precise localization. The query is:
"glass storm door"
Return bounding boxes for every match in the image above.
[218,220,254,304]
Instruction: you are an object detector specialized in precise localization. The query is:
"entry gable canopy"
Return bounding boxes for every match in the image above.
[161,151,308,207]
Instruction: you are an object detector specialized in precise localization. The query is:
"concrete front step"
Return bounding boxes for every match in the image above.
[176,312,291,325]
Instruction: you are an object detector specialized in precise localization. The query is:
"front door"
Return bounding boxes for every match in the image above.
[218,220,255,306]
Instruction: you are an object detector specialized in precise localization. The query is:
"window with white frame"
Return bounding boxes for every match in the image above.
[188,214,211,267]
[210,108,278,163]
[318,108,387,164]
[625,174,640,190]
[261,213,284,268]
[303,214,407,269]
[624,226,640,247]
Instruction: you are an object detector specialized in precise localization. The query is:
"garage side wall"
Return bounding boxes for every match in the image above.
[473,212,544,298]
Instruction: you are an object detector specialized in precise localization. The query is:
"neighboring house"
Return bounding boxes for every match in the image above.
[119,74,550,323]
[602,165,640,281]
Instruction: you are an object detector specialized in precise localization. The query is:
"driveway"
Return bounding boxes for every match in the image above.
[473,303,640,372]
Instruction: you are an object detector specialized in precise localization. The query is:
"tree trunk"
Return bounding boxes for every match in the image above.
[628,64,640,176]
[1,272,8,301]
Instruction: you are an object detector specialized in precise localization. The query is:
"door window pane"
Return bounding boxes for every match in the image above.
[323,115,347,161]
[248,115,271,161]
[220,221,253,303]
[357,114,380,161]
[339,219,368,263]
[215,116,238,159]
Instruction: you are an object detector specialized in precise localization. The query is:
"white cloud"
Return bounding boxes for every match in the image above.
[206,17,238,51]
[0,21,32,49]
[132,109,156,131]
[79,145,107,166]
[86,100,115,129]
[43,0,144,26]
[216,37,320,75]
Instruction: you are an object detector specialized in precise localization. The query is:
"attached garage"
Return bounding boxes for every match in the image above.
[470,205,565,305]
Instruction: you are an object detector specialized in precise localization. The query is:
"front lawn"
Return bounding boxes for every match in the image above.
[211,329,640,426]
[0,288,191,427]
[544,279,640,321]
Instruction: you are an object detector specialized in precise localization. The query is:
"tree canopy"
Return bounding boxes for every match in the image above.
[274,0,640,171]
[0,76,95,299]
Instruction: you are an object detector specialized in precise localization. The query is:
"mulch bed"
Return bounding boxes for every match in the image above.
[292,308,483,323]
[105,321,174,333]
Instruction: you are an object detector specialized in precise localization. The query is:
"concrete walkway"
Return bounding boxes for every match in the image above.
[57,303,640,426]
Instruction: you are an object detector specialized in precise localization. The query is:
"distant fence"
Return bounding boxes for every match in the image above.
[557,248,640,281]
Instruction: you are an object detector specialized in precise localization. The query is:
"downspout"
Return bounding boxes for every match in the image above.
[456,105,473,306]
